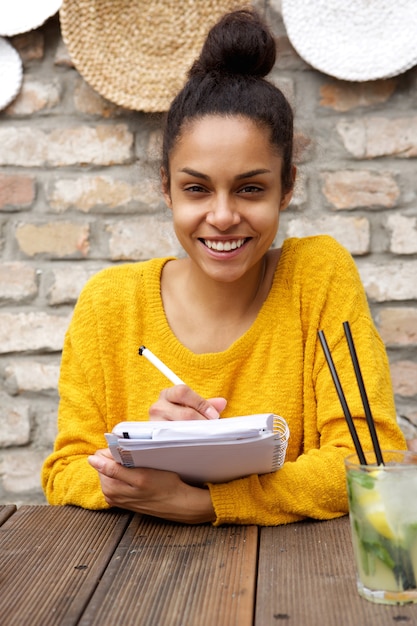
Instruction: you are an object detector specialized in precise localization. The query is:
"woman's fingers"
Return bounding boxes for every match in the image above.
[149,385,227,420]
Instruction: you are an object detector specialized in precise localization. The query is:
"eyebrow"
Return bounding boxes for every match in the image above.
[179,167,272,180]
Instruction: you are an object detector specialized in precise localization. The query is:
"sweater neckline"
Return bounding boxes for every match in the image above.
[145,241,292,364]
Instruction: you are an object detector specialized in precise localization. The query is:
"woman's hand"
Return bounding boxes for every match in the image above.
[88,448,216,524]
[149,384,227,421]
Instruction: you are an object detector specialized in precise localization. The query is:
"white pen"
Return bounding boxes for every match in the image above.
[138,345,186,386]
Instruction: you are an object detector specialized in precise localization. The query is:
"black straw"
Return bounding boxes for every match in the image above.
[318,329,367,465]
[343,321,384,466]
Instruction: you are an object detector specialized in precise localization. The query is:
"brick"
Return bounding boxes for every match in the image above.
[0,173,36,210]
[269,75,295,106]
[107,217,181,260]
[0,449,46,494]
[54,39,74,67]
[321,170,399,210]
[386,214,417,254]
[273,36,310,71]
[0,125,133,167]
[73,79,121,117]
[399,406,417,430]
[320,80,396,112]
[10,31,44,63]
[15,221,90,258]
[286,216,370,255]
[4,360,60,394]
[47,265,106,305]
[359,260,417,302]
[5,78,61,116]
[337,117,417,159]
[0,393,31,447]
[34,405,58,446]
[146,129,163,161]
[47,175,161,213]
[378,308,417,346]
[0,262,37,302]
[50,125,134,166]
[288,174,307,210]
[293,131,312,163]
[0,312,71,353]
[390,361,417,397]
[397,415,417,440]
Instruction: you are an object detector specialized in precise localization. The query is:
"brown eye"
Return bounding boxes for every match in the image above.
[239,185,263,194]
[185,185,207,193]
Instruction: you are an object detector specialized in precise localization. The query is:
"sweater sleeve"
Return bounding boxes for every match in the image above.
[208,238,406,526]
[41,282,110,509]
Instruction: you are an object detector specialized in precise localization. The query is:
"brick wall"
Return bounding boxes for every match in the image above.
[0,2,416,505]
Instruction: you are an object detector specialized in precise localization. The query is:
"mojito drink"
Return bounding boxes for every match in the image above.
[345,450,417,605]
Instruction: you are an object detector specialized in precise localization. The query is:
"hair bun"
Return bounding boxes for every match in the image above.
[190,9,276,78]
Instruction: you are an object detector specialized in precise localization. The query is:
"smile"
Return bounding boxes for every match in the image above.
[201,238,248,252]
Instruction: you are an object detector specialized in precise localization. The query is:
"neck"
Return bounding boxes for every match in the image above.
[160,252,277,354]
[187,256,268,316]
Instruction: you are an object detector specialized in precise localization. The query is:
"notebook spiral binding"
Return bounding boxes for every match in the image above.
[272,415,290,470]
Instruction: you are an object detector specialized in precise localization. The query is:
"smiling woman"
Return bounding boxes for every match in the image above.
[41,8,406,525]
[161,115,291,305]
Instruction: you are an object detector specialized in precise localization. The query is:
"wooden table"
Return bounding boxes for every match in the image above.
[1,505,416,626]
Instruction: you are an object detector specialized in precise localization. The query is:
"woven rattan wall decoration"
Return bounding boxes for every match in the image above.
[60,0,245,112]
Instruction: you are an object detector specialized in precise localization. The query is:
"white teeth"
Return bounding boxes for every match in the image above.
[204,238,246,251]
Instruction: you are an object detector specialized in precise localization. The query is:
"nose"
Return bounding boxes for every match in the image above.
[205,195,241,230]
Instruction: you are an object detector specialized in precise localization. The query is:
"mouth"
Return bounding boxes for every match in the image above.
[199,238,249,252]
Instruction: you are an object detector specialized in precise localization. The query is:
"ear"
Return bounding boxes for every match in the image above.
[279,165,297,212]
[160,167,172,209]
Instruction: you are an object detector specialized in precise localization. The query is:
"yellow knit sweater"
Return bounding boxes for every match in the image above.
[42,236,406,525]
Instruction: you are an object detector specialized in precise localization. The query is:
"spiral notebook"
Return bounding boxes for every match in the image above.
[105,413,289,484]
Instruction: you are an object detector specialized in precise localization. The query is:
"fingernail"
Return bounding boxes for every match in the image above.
[88,455,104,471]
[205,406,219,420]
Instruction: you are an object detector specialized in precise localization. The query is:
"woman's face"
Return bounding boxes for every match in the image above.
[163,115,294,284]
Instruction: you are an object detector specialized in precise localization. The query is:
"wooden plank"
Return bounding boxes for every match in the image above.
[255,516,417,626]
[79,516,258,626]
[0,505,131,626]
[0,504,17,526]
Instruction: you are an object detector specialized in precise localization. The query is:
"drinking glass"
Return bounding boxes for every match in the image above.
[345,450,417,605]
